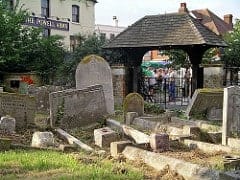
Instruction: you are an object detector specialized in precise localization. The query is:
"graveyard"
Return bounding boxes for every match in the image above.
[0,55,240,179]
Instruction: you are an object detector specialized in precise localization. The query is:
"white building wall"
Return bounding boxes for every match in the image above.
[95,24,126,39]
[16,0,95,50]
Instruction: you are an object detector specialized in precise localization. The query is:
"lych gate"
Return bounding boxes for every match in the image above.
[104,12,226,96]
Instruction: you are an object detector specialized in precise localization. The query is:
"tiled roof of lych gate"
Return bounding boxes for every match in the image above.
[104,13,227,49]
[191,9,233,36]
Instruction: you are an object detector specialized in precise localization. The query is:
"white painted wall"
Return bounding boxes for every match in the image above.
[16,0,95,50]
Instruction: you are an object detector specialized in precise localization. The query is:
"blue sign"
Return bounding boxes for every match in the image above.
[25,16,69,31]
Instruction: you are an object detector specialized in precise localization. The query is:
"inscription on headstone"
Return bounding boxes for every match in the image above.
[49,85,107,129]
[0,93,36,128]
[75,55,114,114]
[222,86,240,145]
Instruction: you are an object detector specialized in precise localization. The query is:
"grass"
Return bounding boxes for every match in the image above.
[0,150,144,180]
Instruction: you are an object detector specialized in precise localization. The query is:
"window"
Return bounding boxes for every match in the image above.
[72,5,79,22]
[110,33,115,40]
[43,29,50,37]
[41,0,49,17]
[10,80,20,88]
[100,33,106,40]
[9,0,14,10]
[70,36,81,52]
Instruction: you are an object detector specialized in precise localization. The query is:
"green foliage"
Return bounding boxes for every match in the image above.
[222,20,240,66]
[56,34,106,86]
[161,49,188,68]
[144,102,165,115]
[0,1,65,84]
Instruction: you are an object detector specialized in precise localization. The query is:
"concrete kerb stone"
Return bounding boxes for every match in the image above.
[183,139,233,153]
[122,145,219,180]
[110,141,132,157]
[56,128,93,152]
[126,112,138,125]
[94,127,118,148]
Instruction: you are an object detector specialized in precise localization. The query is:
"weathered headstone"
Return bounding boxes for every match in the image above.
[0,93,36,128]
[0,116,15,133]
[75,55,114,114]
[31,131,55,148]
[123,93,144,120]
[222,86,240,145]
[49,85,107,129]
[186,88,223,119]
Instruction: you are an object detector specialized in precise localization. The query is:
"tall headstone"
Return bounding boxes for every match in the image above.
[123,93,144,120]
[222,86,240,145]
[75,55,114,114]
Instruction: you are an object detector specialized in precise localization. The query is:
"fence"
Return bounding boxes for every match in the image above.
[140,77,191,109]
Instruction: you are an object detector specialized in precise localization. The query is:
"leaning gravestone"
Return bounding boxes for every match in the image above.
[49,85,107,129]
[75,55,114,114]
[123,93,144,121]
[0,93,36,128]
[222,86,240,145]
[186,88,223,120]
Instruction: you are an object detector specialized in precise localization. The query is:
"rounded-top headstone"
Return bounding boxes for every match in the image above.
[123,93,144,117]
[0,115,16,133]
[75,55,114,114]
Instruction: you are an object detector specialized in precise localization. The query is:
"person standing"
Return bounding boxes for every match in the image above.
[184,68,191,97]
[168,67,175,102]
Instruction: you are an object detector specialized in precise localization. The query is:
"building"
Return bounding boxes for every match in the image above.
[144,2,233,62]
[12,0,96,51]
[95,16,126,40]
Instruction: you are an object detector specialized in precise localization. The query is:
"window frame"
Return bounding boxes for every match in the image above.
[41,0,50,17]
[72,5,80,23]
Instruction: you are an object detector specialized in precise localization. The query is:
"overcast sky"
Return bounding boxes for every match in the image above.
[95,0,240,27]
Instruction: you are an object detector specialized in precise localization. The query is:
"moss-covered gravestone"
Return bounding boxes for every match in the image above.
[75,55,114,114]
[123,93,144,120]
[186,88,223,120]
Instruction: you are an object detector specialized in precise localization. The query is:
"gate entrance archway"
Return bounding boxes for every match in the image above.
[104,12,226,96]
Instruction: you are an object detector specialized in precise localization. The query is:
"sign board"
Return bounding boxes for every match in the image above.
[25,16,69,31]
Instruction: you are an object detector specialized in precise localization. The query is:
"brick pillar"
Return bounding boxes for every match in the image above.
[111,65,127,106]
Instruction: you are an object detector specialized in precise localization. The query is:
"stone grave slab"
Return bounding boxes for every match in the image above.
[222,86,240,145]
[0,92,36,128]
[49,85,107,129]
[75,55,114,114]
[186,88,223,119]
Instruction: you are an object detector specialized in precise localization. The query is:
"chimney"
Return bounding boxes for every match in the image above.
[113,16,118,27]
[224,14,233,28]
[178,2,188,13]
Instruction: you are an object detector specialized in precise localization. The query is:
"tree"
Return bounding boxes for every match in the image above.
[0,1,65,84]
[222,19,240,67]
[161,49,188,68]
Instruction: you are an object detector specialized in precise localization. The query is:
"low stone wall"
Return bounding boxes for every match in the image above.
[49,85,107,129]
[27,85,65,113]
[0,92,36,128]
